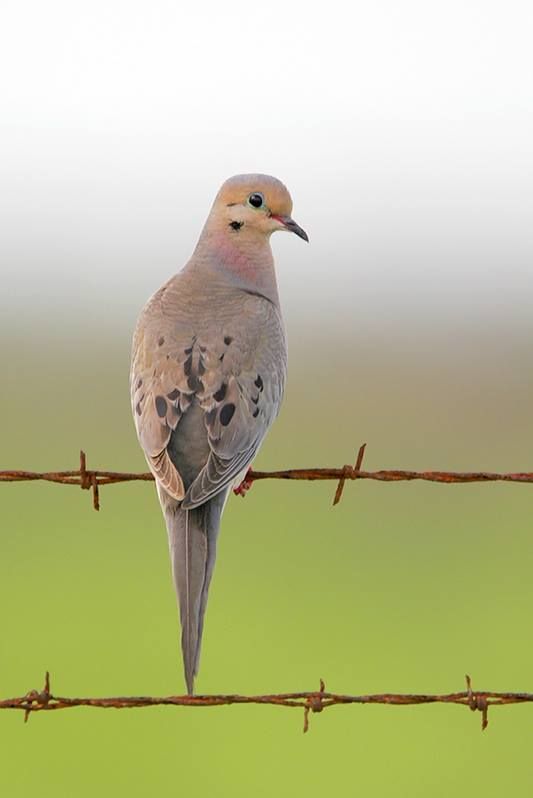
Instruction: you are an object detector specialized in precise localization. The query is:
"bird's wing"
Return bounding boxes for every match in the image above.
[130,285,197,500]
[181,292,286,509]
[131,282,286,506]
[182,330,285,508]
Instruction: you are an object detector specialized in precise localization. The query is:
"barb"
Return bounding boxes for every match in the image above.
[1,447,533,510]
[333,443,367,506]
[2,673,532,732]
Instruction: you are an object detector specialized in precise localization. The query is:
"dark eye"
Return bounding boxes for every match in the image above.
[248,192,264,209]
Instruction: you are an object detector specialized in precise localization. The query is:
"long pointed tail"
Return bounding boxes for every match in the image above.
[159,488,227,694]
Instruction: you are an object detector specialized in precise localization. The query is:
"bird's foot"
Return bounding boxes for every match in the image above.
[233,468,254,498]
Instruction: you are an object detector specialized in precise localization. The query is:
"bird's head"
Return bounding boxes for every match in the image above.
[211,174,308,243]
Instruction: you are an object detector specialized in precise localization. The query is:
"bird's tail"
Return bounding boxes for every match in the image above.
[159,488,227,694]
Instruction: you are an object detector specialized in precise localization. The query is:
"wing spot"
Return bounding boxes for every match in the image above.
[224,335,233,346]
[220,403,236,426]
[136,402,142,416]
[183,356,193,376]
[251,395,259,405]
[136,378,143,389]
[155,396,167,417]
[252,407,259,418]
[213,383,227,402]
[254,375,264,391]
[167,388,179,401]
[158,336,165,346]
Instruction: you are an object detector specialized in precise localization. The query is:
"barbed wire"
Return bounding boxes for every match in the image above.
[2,672,532,731]
[1,445,532,510]
[3,454,532,733]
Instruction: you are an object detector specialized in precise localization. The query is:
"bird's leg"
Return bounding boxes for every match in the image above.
[233,467,254,498]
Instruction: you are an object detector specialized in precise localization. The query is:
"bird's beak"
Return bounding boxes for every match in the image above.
[272,215,309,242]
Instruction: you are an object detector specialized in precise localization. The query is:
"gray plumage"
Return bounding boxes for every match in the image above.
[130,174,307,693]
[158,486,227,693]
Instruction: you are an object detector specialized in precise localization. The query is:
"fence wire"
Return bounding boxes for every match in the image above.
[1,673,531,731]
[1,445,532,510]
[2,446,532,732]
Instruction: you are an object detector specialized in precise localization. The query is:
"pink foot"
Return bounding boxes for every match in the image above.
[233,467,254,498]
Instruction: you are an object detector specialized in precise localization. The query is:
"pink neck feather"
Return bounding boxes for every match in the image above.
[193,224,280,305]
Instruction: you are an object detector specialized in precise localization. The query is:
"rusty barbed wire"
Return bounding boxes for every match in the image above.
[1,445,532,510]
[2,452,531,733]
[1,672,531,731]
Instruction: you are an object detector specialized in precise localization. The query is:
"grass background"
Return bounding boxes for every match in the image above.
[1,323,532,796]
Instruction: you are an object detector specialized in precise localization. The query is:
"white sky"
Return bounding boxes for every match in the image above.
[1,0,532,336]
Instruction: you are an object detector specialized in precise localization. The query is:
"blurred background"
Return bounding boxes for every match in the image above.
[1,1,532,795]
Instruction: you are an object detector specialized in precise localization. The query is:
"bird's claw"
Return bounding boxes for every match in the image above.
[233,469,254,498]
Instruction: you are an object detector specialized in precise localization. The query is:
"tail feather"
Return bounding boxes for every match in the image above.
[160,488,227,694]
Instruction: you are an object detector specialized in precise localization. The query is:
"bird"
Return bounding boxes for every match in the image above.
[130,174,308,694]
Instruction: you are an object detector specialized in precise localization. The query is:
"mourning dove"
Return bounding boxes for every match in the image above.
[130,174,308,693]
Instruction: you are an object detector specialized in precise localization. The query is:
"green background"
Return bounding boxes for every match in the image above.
[1,324,532,796]
[2,0,532,792]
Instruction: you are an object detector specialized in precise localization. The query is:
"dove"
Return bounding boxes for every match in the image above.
[130,174,308,693]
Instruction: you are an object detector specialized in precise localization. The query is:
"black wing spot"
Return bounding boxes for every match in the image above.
[220,403,236,426]
[167,388,179,401]
[252,407,259,418]
[213,383,227,402]
[136,401,142,416]
[158,336,165,346]
[155,396,167,417]
[136,378,143,389]
[183,356,193,376]
[229,221,243,230]
[254,375,264,391]
[224,335,233,346]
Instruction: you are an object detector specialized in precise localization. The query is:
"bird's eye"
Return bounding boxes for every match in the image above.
[248,192,264,209]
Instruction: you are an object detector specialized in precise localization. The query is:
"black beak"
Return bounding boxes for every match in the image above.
[274,215,309,242]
